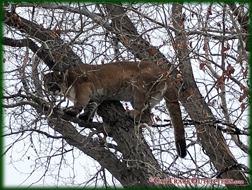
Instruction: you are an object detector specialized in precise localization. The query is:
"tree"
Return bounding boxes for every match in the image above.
[3,3,249,187]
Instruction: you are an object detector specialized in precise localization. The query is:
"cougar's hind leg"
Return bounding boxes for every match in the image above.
[127,72,159,125]
[126,92,152,125]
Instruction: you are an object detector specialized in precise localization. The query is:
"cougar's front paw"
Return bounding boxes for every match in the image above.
[78,113,89,120]
[79,102,97,122]
[78,112,94,122]
[63,107,81,117]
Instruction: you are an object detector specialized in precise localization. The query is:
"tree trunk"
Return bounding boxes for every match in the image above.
[96,100,175,187]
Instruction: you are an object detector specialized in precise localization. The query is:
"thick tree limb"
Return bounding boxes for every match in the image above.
[104,4,171,67]
[3,37,39,51]
[97,100,175,187]
[47,116,132,186]
[3,37,54,67]
[4,10,82,71]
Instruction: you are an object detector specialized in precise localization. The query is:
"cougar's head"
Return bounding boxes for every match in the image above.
[44,72,64,95]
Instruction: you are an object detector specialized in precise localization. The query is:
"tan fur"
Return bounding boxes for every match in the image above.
[44,61,186,157]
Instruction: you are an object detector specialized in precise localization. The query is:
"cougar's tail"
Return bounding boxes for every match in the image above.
[164,87,186,158]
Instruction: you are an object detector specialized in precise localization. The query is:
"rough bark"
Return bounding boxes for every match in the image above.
[97,100,174,187]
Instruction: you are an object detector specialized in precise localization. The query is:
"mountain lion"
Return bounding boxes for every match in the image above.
[44,61,186,158]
